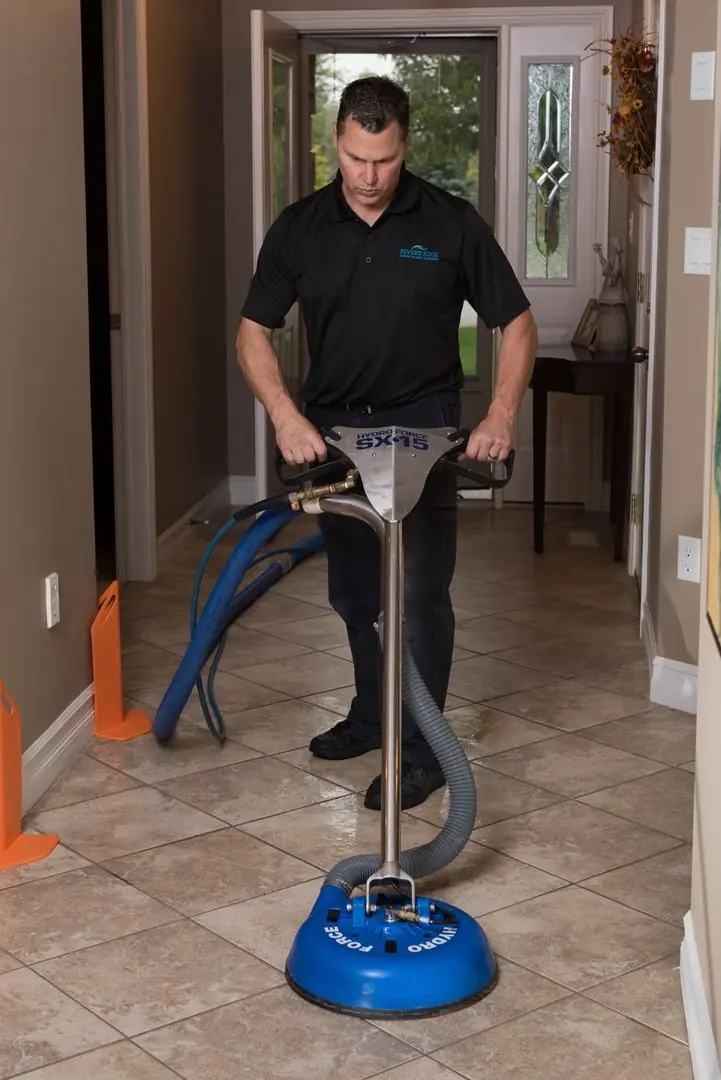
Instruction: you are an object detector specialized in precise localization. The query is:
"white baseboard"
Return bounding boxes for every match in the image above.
[22,685,94,815]
[681,912,721,1080]
[641,601,698,714]
[228,474,258,506]
[156,478,235,570]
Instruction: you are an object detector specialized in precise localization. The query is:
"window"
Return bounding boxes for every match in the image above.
[525,62,574,281]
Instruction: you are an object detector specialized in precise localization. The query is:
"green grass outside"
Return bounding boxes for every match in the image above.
[459,325,478,378]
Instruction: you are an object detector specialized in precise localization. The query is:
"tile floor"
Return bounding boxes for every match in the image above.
[1,504,696,1078]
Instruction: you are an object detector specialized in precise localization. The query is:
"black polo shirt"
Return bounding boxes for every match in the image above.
[241,168,530,408]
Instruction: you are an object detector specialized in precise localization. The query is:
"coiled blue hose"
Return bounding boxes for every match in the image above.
[152,504,324,744]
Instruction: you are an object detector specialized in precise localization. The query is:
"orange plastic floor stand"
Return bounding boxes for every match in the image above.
[92,582,152,742]
[0,683,59,870]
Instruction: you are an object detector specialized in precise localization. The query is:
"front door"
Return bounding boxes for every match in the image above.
[502,23,611,506]
[250,11,302,499]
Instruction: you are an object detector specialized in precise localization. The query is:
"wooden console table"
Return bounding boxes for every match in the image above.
[531,343,643,562]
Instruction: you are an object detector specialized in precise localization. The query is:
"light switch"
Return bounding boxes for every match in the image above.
[684,227,713,275]
[691,51,715,100]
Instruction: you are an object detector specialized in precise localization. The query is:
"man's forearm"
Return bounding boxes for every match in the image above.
[236,318,301,427]
[488,309,537,422]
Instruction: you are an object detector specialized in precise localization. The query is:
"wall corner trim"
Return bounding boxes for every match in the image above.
[681,912,721,1080]
[21,685,94,815]
[642,602,699,713]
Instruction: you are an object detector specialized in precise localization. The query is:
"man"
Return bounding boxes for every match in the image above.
[237,76,537,810]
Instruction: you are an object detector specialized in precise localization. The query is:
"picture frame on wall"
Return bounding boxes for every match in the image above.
[572,299,599,348]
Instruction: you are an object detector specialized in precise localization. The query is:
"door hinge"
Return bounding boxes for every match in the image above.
[631,493,641,525]
[636,272,645,305]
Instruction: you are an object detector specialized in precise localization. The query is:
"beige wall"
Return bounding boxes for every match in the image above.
[0,1,97,749]
[147,0,229,534]
[223,0,632,475]
[689,0,721,1043]
[644,0,717,665]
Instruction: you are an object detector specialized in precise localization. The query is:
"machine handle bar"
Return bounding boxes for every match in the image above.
[273,426,515,490]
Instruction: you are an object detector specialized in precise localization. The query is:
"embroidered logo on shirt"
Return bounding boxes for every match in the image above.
[399,244,440,262]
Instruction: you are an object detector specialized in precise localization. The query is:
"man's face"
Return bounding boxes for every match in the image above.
[334,117,410,211]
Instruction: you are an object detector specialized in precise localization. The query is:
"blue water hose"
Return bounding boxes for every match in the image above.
[152,504,310,743]
[203,531,325,740]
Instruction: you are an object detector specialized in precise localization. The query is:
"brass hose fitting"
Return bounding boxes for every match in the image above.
[290,470,358,510]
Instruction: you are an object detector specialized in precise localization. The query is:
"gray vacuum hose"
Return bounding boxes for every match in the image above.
[325,622,477,896]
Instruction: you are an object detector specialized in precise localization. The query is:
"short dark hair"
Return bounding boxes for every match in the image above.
[336,76,410,137]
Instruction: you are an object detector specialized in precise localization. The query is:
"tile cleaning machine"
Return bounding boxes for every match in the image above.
[151,424,514,1018]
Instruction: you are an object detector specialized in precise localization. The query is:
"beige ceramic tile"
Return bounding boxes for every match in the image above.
[0,865,177,963]
[581,768,695,841]
[480,886,681,991]
[195,877,325,971]
[0,967,120,1079]
[407,763,563,829]
[279,748,383,793]
[582,844,692,925]
[19,1042,181,1079]
[35,921,283,1037]
[0,948,21,974]
[446,704,557,757]
[435,994,692,1079]
[681,761,695,772]
[373,957,571,1053]
[123,611,192,649]
[449,656,557,702]
[581,707,697,766]
[584,660,652,699]
[489,679,652,731]
[257,612,349,650]
[121,646,185,692]
[473,800,682,883]
[104,828,318,915]
[164,626,313,669]
[218,698,340,753]
[584,955,688,1043]
[237,651,356,696]
[303,685,357,715]
[135,987,417,1079]
[33,754,141,811]
[449,580,537,617]
[241,794,438,870]
[31,786,225,862]
[130,672,289,721]
[491,638,644,682]
[233,592,330,628]
[413,840,564,918]
[0,835,89,891]
[88,727,261,784]
[156,757,348,825]
[482,733,665,797]
[453,615,548,655]
[373,1061,466,1079]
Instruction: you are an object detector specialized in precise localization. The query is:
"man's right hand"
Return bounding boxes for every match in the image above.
[275,414,327,465]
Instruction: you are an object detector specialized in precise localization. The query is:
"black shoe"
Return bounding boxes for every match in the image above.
[364,762,446,811]
[309,718,382,760]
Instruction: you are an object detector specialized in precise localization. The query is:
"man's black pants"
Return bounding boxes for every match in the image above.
[304,391,460,768]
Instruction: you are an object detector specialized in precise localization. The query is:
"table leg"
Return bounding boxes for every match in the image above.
[611,389,633,561]
[533,387,547,554]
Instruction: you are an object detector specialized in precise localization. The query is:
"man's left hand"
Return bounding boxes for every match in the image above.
[463,405,514,463]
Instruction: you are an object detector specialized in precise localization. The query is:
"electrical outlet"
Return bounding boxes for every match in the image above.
[678,536,702,583]
[44,573,60,628]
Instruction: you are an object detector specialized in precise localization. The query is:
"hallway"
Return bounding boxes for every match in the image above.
[0,504,695,1078]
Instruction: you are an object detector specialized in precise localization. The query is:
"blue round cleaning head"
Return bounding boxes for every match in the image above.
[285,884,498,1019]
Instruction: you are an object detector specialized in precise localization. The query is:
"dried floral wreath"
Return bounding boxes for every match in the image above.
[586,26,658,203]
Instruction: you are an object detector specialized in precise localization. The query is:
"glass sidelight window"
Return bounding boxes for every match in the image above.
[525,61,574,281]
[271,55,292,220]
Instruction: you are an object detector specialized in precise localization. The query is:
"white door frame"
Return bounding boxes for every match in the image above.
[640,0,669,617]
[252,5,614,501]
[102,0,156,581]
